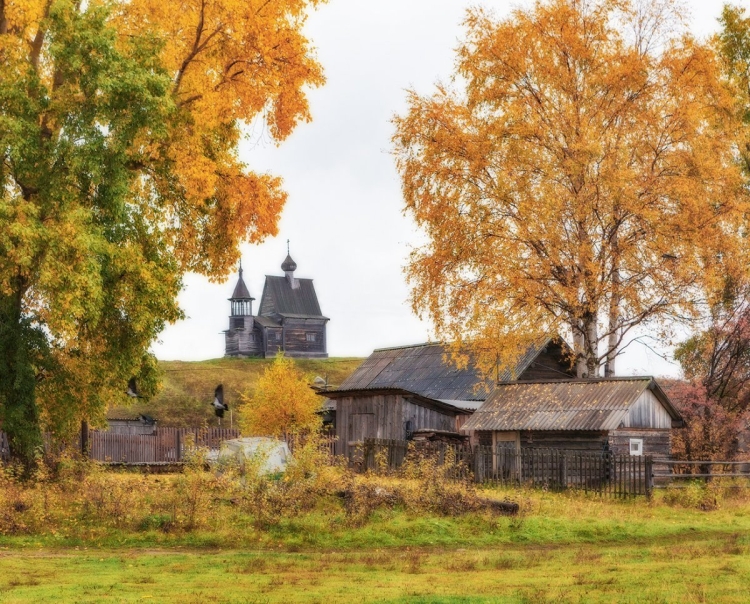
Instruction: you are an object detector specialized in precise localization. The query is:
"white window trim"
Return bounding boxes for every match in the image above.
[629,438,643,456]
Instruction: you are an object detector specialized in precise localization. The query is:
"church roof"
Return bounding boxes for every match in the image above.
[261,276,327,318]
[230,268,253,300]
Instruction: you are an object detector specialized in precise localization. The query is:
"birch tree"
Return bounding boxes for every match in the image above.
[393,0,750,378]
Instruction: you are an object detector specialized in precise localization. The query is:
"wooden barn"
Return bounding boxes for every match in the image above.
[322,339,574,457]
[461,378,684,457]
[224,252,329,358]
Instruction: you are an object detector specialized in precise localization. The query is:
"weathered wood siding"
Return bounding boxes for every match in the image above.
[517,342,574,381]
[335,394,456,457]
[610,428,671,458]
[622,390,672,429]
[520,430,608,451]
[263,327,283,355]
[225,317,263,357]
[282,318,327,358]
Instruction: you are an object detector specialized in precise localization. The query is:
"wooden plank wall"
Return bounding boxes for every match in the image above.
[521,431,608,451]
[622,390,672,429]
[281,318,327,356]
[610,428,671,458]
[335,394,457,458]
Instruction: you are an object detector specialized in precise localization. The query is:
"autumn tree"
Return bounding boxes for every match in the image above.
[0,0,325,465]
[239,355,322,438]
[669,288,750,459]
[393,0,750,378]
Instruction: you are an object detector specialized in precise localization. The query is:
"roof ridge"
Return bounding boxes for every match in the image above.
[495,376,653,385]
[373,342,444,352]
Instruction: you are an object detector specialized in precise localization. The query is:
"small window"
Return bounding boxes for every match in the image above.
[629,438,643,456]
[306,332,316,342]
[274,331,281,341]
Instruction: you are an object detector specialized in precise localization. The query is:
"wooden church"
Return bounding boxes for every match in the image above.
[224,252,329,358]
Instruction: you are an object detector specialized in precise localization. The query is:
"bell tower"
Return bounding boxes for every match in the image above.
[225,261,260,357]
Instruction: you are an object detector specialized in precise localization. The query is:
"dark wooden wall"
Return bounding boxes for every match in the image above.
[334,394,457,457]
[521,431,608,451]
[225,317,263,357]
[610,428,671,458]
[281,318,327,358]
[517,342,574,381]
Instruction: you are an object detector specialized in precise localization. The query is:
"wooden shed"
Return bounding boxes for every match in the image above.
[322,339,574,457]
[461,377,684,457]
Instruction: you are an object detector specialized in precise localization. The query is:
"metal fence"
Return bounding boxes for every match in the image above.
[361,439,654,497]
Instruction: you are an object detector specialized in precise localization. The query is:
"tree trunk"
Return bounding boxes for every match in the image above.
[604,262,621,377]
[573,321,587,378]
[585,314,599,378]
[0,291,43,470]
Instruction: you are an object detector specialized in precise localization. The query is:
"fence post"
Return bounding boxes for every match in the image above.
[645,456,653,499]
[80,420,89,459]
[176,431,182,462]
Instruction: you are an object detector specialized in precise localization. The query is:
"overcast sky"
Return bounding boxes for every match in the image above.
[152,0,749,378]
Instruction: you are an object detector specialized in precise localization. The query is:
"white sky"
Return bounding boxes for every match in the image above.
[152,0,748,378]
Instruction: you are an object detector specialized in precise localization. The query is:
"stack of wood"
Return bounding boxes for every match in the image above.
[410,429,469,445]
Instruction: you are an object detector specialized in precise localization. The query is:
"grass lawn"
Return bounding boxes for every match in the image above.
[1,486,748,603]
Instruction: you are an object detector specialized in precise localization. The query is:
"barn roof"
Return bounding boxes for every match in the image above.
[462,378,682,432]
[334,341,554,402]
[260,276,327,319]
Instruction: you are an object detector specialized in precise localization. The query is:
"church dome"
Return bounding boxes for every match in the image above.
[281,254,297,272]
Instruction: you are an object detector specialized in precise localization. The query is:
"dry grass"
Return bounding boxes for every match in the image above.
[106,356,363,427]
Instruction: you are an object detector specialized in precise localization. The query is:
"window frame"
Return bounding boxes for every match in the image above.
[629,438,643,456]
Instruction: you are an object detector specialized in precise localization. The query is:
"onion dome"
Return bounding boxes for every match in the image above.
[281,254,297,272]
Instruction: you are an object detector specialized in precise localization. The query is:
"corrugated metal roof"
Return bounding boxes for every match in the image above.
[336,343,492,401]
[261,276,325,318]
[462,379,658,431]
[335,340,554,402]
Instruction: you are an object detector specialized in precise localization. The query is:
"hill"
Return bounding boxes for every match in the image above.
[107,356,363,428]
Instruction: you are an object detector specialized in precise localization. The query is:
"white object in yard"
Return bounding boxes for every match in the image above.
[212,437,292,473]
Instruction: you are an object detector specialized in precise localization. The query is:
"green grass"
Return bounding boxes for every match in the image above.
[0,523,748,602]
[1,485,749,602]
[107,356,363,426]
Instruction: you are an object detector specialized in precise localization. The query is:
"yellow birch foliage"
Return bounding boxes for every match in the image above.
[116,0,326,275]
[393,0,750,376]
[0,0,325,461]
[239,355,321,437]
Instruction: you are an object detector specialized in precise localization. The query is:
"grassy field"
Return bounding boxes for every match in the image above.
[107,356,363,427]
[1,478,749,603]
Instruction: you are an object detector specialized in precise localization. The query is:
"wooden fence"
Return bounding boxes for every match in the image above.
[652,459,750,486]
[361,439,654,498]
[476,445,653,497]
[88,427,240,463]
[0,428,240,464]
